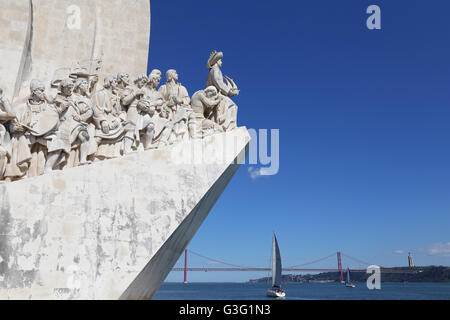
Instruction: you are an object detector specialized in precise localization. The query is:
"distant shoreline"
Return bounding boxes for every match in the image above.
[249,266,450,283]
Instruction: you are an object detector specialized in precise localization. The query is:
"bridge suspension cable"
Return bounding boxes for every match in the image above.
[341,253,373,266]
[288,252,336,268]
[187,249,247,268]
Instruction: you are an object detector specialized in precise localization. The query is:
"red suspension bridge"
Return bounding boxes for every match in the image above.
[172,250,416,283]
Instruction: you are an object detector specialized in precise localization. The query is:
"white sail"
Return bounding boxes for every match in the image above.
[272,233,282,288]
[346,268,351,283]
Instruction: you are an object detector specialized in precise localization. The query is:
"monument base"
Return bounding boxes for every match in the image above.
[0,127,250,300]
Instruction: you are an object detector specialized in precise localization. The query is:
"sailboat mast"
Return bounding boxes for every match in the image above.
[272,233,276,287]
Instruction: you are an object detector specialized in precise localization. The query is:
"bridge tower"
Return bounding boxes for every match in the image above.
[184,249,188,284]
[337,252,343,282]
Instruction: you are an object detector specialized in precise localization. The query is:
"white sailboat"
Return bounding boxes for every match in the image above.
[266,233,286,298]
[345,268,356,288]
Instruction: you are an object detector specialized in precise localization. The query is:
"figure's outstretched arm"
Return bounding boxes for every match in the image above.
[211,68,231,96]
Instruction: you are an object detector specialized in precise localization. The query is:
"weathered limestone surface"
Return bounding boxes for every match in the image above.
[0,127,250,300]
[0,0,30,100]
[0,0,151,102]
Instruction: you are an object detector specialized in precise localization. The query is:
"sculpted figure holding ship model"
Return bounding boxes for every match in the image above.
[0,50,239,182]
[206,51,239,132]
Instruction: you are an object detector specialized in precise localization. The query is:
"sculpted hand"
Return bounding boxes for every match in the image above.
[174,96,183,105]
[13,123,25,133]
[101,122,110,134]
[73,114,82,122]
[111,120,120,130]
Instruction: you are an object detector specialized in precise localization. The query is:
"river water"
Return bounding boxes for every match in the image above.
[154,282,450,300]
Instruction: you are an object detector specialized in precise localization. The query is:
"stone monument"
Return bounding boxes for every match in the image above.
[0,0,250,300]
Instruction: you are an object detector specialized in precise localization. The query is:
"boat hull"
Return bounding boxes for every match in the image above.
[266,289,286,298]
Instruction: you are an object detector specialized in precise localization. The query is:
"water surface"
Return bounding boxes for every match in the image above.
[154,282,450,300]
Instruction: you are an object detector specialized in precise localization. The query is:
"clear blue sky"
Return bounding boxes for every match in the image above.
[148,0,450,282]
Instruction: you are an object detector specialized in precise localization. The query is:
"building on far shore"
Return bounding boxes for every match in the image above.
[408,252,415,267]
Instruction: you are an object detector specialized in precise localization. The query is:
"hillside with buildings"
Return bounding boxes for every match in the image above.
[249,266,450,283]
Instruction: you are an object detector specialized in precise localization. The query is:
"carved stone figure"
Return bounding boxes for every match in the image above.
[0,50,241,182]
[206,51,239,131]
[0,88,15,179]
[125,74,155,151]
[145,69,162,108]
[144,70,174,148]
[72,78,98,164]
[159,69,191,118]
[116,72,134,108]
[3,88,32,181]
[91,76,135,159]
[20,80,60,177]
[43,79,93,171]
[158,69,194,142]
[191,86,224,139]
[0,125,9,180]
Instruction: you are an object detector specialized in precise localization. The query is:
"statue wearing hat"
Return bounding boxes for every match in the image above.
[206,51,239,132]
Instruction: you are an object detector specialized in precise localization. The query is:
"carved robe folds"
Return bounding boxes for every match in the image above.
[64,94,97,168]
[91,89,134,159]
[22,100,58,177]
[0,124,9,179]
[3,103,31,180]
[0,95,15,179]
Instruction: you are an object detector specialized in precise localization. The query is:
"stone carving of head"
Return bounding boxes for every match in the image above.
[207,51,223,69]
[205,86,218,98]
[134,74,148,89]
[74,78,89,95]
[30,79,46,100]
[166,69,178,82]
[148,69,162,88]
[104,76,118,90]
[160,105,170,119]
[117,72,130,87]
[59,78,74,96]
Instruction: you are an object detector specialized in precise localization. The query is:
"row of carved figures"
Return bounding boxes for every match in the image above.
[0,51,239,182]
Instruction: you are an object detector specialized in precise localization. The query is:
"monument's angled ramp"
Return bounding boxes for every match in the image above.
[0,128,250,300]
[0,0,151,102]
